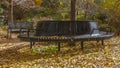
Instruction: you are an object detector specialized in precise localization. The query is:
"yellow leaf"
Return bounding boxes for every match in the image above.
[35,0,42,7]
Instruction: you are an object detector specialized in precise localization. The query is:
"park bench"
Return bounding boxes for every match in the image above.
[18,21,114,51]
[7,22,33,38]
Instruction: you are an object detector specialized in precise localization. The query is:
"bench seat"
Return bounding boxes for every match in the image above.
[19,32,113,41]
[8,29,29,32]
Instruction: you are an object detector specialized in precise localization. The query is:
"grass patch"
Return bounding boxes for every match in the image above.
[32,45,58,54]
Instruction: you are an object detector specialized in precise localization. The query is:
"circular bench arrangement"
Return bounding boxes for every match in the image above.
[18,21,114,51]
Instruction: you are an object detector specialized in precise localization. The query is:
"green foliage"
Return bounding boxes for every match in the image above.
[0,6,5,27]
[32,45,57,54]
[77,0,120,34]
[34,0,71,20]
[0,22,3,28]
[41,0,60,10]
[0,8,3,14]
[1,0,120,34]
[98,0,120,34]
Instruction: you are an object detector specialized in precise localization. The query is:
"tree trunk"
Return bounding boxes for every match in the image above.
[70,0,76,34]
[7,0,13,23]
[69,0,76,46]
[71,0,76,21]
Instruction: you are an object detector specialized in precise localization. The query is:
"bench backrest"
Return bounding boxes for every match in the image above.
[89,21,99,34]
[35,21,98,36]
[76,21,90,35]
[8,22,33,29]
[36,21,58,36]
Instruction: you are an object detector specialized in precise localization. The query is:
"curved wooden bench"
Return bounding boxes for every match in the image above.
[18,21,114,51]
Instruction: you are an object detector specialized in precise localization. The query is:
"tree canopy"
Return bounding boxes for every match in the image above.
[0,0,120,33]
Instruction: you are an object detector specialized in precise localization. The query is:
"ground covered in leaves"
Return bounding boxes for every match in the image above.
[0,29,120,68]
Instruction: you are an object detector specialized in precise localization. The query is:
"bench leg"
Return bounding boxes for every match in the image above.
[81,41,84,50]
[33,42,35,45]
[7,31,12,39]
[8,30,12,39]
[30,41,33,49]
[58,42,61,51]
[7,32,12,39]
[97,40,99,43]
[7,30,9,39]
[101,40,104,45]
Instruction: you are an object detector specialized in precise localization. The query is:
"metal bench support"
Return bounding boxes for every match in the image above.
[102,40,104,45]
[58,42,61,51]
[30,41,33,49]
[81,41,84,50]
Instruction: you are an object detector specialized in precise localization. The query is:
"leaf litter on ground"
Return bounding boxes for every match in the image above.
[0,30,120,68]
